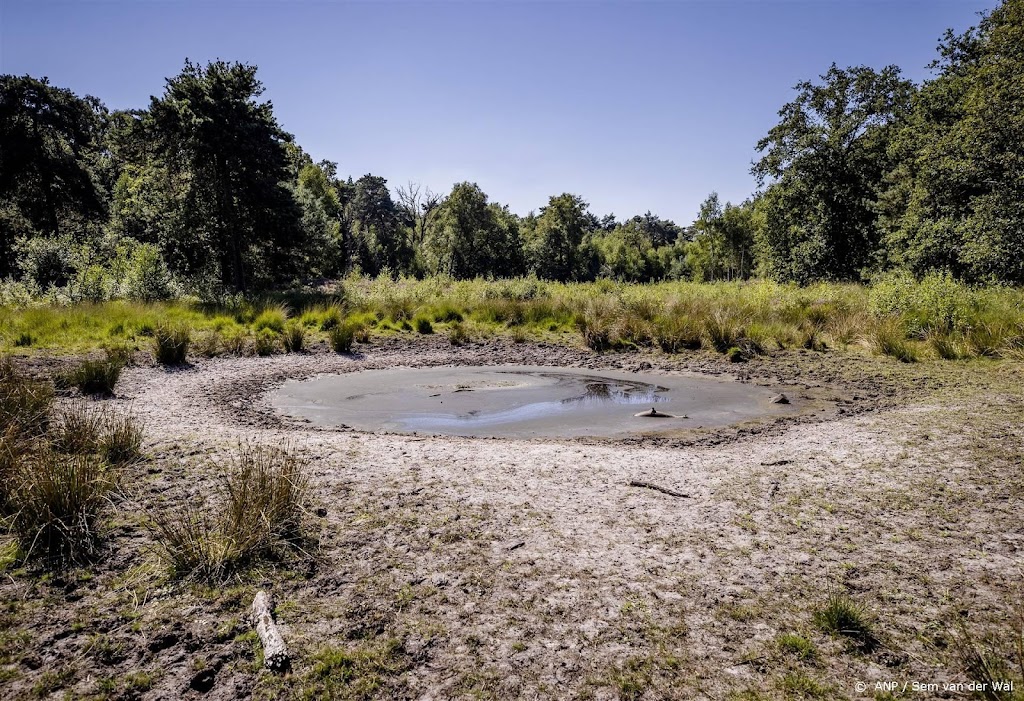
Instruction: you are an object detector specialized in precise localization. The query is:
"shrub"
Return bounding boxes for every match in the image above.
[153,324,190,365]
[103,343,135,367]
[319,305,344,331]
[119,242,175,302]
[221,329,248,356]
[152,444,308,581]
[702,312,745,353]
[253,329,279,357]
[6,451,114,563]
[0,358,53,438]
[282,323,305,353]
[413,316,433,334]
[62,359,123,396]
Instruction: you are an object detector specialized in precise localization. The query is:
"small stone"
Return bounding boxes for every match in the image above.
[770,393,790,404]
[315,507,328,517]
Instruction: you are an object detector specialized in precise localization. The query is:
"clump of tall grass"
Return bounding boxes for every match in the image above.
[813,589,875,646]
[151,444,309,581]
[253,329,279,357]
[318,305,344,331]
[6,451,115,564]
[950,605,1024,699]
[152,323,190,365]
[328,321,360,353]
[0,357,54,438]
[60,358,123,396]
[412,315,434,334]
[448,321,470,346]
[868,319,918,362]
[652,315,703,353]
[192,330,224,358]
[253,305,288,333]
[50,402,106,455]
[98,412,144,466]
[282,322,306,352]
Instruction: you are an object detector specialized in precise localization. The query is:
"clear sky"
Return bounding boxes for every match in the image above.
[0,0,996,225]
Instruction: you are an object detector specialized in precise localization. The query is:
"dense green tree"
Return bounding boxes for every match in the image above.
[424,182,523,278]
[753,64,914,283]
[0,75,108,277]
[686,193,758,281]
[881,0,1024,283]
[346,174,410,275]
[145,60,301,292]
[529,194,592,281]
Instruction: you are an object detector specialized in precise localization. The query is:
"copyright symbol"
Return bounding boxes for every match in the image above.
[855,682,867,693]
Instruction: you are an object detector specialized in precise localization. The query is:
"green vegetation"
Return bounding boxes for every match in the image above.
[0,364,141,564]
[2,1,1024,314]
[813,590,874,644]
[59,358,123,395]
[152,323,190,365]
[0,275,1020,361]
[151,443,309,581]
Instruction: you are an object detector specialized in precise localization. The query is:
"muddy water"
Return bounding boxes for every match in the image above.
[270,365,796,438]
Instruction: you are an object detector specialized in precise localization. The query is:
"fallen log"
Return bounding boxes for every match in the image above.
[251,590,289,672]
[628,480,690,498]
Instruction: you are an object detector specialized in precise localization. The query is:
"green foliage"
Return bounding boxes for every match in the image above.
[868,319,918,362]
[753,64,914,282]
[254,306,288,333]
[152,323,190,365]
[282,322,305,352]
[424,182,524,279]
[98,412,144,466]
[447,321,470,346]
[412,315,433,334]
[253,328,279,356]
[328,321,358,353]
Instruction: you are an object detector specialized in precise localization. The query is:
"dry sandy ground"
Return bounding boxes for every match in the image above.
[2,338,1023,700]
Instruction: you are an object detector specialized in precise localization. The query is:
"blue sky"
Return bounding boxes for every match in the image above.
[1,0,995,225]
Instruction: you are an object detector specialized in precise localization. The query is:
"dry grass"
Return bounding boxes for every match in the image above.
[152,443,309,581]
[152,323,190,365]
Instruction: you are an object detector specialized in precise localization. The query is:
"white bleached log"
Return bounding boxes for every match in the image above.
[251,590,289,671]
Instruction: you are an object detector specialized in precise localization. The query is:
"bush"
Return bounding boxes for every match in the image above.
[6,451,114,563]
[319,305,344,331]
[153,324,190,365]
[119,243,175,302]
[253,329,279,357]
[62,359,123,396]
[152,444,308,581]
[282,323,305,353]
[653,316,703,353]
[448,321,470,347]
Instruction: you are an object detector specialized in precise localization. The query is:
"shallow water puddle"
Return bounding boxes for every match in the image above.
[270,365,796,438]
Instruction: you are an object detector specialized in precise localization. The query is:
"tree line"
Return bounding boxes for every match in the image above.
[1,0,1021,298]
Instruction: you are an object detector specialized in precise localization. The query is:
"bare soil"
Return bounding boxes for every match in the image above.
[2,337,1022,700]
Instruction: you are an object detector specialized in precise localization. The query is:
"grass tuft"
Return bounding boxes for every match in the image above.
[813,589,875,645]
[282,322,306,353]
[61,358,123,396]
[152,443,309,581]
[152,323,190,365]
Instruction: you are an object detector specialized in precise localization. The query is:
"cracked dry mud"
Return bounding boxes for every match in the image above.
[2,338,1022,700]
